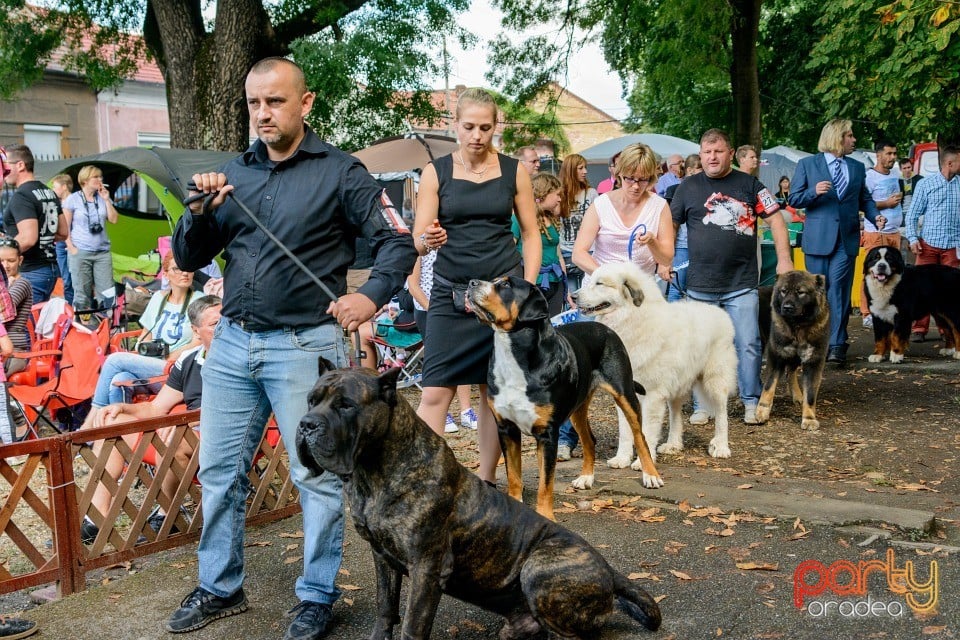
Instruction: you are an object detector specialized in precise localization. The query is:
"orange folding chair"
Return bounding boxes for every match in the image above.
[8,319,109,437]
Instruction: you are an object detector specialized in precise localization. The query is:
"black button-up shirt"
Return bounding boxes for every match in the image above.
[172,128,417,330]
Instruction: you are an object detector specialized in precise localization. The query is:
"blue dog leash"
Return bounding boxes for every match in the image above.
[626,223,648,262]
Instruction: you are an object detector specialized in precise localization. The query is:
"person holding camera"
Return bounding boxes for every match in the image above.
[83,252,200,428]
[61,165,119,312]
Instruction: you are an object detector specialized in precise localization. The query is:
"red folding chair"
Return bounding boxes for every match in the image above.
[8,319,109,437]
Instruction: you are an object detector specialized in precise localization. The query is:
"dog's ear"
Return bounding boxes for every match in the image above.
[318,357,337,378]
[377,367,401,407]
[814,274,826,293]
[623,279,644,307]
[517,281,550,323]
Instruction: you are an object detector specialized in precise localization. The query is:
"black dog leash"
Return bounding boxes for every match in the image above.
[183,184,365,365]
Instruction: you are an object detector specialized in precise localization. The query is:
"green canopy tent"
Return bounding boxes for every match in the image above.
[35,147,238,260]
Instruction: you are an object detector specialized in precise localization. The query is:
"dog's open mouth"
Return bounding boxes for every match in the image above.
[870,271,889,283]
[577,301,611,315]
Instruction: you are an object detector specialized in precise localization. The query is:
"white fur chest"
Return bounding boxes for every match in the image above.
[866,278,898,324]
[491,333,538,437]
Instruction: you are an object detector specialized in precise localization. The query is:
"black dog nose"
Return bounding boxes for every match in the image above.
[299,414,323,434]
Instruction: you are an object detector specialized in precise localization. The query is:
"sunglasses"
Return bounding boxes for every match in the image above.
[0,236,20,250]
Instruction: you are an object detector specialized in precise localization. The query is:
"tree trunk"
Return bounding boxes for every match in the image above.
[729,0,762,152]
[145,0,276,151]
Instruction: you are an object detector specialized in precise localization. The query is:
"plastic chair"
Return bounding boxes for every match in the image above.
[8,319,109,437]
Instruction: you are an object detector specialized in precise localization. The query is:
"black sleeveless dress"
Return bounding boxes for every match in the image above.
[422,153,522,386]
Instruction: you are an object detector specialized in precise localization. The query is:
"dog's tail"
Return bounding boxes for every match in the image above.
[614,573,661,630]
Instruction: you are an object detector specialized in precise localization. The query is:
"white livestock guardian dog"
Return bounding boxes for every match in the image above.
[573,262,738,466]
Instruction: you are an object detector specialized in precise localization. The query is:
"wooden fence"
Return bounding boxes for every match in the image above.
[0,410,300,598]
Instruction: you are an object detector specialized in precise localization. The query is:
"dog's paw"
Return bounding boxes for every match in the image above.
[801,418,820,431]
[606,454,634,469]
[571,474,595,490]
[754,404,771,423]
[656,442,683,456]
[942,347,958,358]
[642,472,664,489]
[708,438,731,458]
[867,354,884,363]
[890,352,905,364]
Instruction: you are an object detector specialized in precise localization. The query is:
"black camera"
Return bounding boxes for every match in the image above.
[88,221,104,234]
[136,340,169,358]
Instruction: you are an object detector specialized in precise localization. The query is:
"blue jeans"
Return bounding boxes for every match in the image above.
[197,318,348,603]
[21,265,56,304]
[666,247,689,302]
[687,288,761,408]
[92,351,168,408]
[56,242,74,304]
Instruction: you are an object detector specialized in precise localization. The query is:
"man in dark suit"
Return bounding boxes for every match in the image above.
[789,119,885,364]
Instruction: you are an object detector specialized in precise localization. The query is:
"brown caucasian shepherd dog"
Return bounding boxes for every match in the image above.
[755,271,830,431]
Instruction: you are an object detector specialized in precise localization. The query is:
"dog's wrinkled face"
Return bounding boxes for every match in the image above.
[864,246,904,285]
[296,358,400,478]
[573,264,644,316]
[773,271,826,320]
[466,276,548,331]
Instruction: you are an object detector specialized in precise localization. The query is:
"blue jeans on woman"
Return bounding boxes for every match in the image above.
[196,318,348,604]
[92,351,169,408]
[56,241,74,304]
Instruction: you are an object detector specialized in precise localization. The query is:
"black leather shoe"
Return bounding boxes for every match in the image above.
[80,518,99,544]
[0,617,37,639]
[165,586,248,633]
[826,347,846,364]
[283,601,333,640]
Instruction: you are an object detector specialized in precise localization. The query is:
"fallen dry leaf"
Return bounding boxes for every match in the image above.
[736,562,779,571]
[343,597,354,607]
[737,484,753,490]
[339,568,351,576]
[340,584,362,591]
[670,570,694,580]
[285,543,299,551]
[283,555,302,565]
[245,541,271,547]
[279,531,304,539]
[922,626,946,635]
[654,595,668,603]
[628,572,652,580]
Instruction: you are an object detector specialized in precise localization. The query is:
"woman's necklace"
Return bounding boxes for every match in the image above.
[457,151,490,178]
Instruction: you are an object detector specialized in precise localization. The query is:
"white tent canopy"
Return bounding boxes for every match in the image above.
[579,134,700,163]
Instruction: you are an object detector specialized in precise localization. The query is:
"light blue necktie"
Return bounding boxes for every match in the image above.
[832,158,847,199]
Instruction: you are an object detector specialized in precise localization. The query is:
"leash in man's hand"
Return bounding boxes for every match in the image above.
[183,183,366,365]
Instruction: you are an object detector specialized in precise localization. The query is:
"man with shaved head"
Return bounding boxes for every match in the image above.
[169,56,417,639]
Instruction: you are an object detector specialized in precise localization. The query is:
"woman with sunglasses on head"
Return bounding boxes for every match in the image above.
[572,142,675,281]
[0,237,32,376]
[82,252,199,428]
[61,165,119,312]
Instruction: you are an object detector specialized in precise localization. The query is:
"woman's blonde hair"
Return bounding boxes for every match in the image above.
[818,119,852,155]
[455,88,499,151]
[531,173,562,237]
[77,165,102,187]
[615,143,659,187]
[559,153,591,218]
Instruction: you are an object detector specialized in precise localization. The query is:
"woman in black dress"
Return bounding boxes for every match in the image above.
[412,88,541,483]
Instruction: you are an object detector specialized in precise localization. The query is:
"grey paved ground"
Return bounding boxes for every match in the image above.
[9,460,958,640]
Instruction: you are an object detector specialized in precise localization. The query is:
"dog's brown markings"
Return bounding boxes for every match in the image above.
[530,405,554,435]
[473,286,520,332]
[570,402,596,486]
[503,435,525,504]
[874,333,891,359]
[890,332,908,358]
[536,443,556,518]
[597,381,661,484]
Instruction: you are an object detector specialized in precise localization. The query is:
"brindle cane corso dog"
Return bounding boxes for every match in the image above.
[297,361,661,640]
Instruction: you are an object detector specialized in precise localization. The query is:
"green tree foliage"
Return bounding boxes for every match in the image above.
[0,0,469,151]
[808,0,960,143]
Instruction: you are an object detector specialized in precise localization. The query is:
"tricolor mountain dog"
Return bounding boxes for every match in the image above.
[864,246,960,363]
[466,275,663,521]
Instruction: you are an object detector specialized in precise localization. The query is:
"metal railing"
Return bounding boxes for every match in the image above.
[0,410,300,598]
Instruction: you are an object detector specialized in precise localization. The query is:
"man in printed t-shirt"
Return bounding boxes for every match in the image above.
[2,144,66,303]
[670,128,794,425]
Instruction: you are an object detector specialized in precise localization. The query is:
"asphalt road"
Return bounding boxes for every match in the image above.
[17,470,958,640]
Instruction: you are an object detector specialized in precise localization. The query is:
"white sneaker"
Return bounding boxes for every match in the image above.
[460,408,479,430]
[557,444,572,461]
[689,410,711,425]
[862,314,873,328]
[743,405,759,425]
[444,414,459,433]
